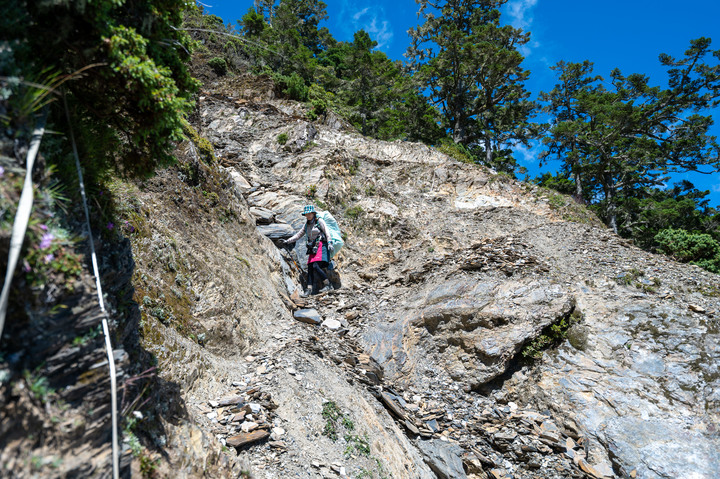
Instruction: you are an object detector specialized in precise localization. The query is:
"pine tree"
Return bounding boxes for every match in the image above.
[539,60,601,200]
[407,0,535,171]
[540,38,720,232]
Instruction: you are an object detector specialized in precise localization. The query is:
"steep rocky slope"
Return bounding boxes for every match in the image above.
[2,73,719,479]
[188,76,719,478]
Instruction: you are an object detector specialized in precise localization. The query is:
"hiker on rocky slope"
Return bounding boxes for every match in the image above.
[284,205,333,296]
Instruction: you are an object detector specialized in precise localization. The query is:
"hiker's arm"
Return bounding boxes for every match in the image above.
[286,227,304,244]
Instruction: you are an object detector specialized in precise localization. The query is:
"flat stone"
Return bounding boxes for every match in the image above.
[226,429,270,448]
[494,429,517,442]
[416,439,467,479]
[380,392,406,419]
[405,420,420,435]
[228,169,252,192]
[230,412,246,423]
[241,421,259,432]
[216,395,245,407]
[294,309,322,325]
[249,206,275,224]
[322,318,342,330]
[688,304,706,313]
[257,223,295,240]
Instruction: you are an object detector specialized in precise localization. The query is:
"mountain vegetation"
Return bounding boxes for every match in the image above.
[188,0,720,273]
[2,1,720,288]
[2,0,720,293]
[2,1,720,477]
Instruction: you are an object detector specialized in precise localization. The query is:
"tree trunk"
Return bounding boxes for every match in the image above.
[452,80,465,144]
[485,134,492,165]
[453,116,464,143]
[572,167,583,201]
[603,172,618,233]
[571,144,583,201]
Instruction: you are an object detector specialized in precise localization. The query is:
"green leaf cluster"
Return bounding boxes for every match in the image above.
[655,228,720,273]
[408,0,537,167]
[539,40,720,233]
[3,0,199,179]
[231,0,443,143]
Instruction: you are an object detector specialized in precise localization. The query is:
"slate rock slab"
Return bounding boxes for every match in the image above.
[416,439,467,479]
[249,206,276,225]
[226,429,270,448]
[294,309,322,325]
[257,223,295,240]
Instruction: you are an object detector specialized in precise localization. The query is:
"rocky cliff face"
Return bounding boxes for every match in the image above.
[2,74,719,479]
[191,78,719,478]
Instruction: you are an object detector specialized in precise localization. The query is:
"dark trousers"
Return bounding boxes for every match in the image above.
[307,262,328,294]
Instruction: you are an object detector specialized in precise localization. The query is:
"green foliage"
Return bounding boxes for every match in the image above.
[344,434,370,457]
[346,205,363,219]
[4,0,200,178]
[139,453,159,478]
[278,72,309,101]
[240,7,266,37]
[308,98,328,121]
[24,368,55,404]
[232,2,442,144]
[534,173,578,197]
[321,401,370,459]
[547,193,566,211]
[655,228,720,272]
[181,120,216,165]
[408,0,537,168]
[72,325,102,347]
[522,309,582,359]
[277,133,289,145]
[616,268,644,286]
[208,57,228,76]
[23,224,83,291]
[321,400,343,441]
[436,138,478,164]
[540,40,720,232]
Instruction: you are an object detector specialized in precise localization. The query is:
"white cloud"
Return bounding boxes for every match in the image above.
[353,7,370,22]
[505,0,538,31]
[338,1,394,50]
[712,183,720,193]
[505,0,539,57]
[512,141,543,165]
[351,6,394,49]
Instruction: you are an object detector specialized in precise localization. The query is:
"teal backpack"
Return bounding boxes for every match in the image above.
[318,211,344,259]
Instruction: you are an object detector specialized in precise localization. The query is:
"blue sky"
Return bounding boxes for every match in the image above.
[204,0,720,207]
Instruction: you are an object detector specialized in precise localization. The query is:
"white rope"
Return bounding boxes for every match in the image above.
[0,112,47,339]
[63,93,120,479]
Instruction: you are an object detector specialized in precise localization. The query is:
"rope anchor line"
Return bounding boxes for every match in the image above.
[63,92,120,479]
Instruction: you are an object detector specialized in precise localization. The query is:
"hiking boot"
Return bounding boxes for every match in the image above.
[300,289,311,298]
[318,285,332,294]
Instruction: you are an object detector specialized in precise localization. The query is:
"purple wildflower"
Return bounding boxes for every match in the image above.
[0,166,4,177]
[44,254,55,263]
[39,232,54,249]
[107,222,115,230]
[22,259,31,273]
[40,224,48,231]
